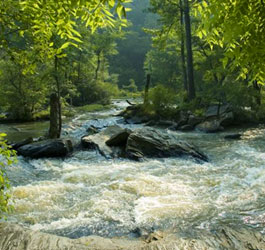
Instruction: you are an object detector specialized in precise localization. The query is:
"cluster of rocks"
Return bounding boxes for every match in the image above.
[120,104,235,133]
[11,102,245,160]
[81,125,208,162]
[10,124,208,162]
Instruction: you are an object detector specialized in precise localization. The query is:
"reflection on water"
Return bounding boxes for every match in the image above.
[3,101,265,239]
[0,121,49,142]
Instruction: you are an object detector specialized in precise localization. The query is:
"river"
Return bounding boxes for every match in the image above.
[1,100,265,240]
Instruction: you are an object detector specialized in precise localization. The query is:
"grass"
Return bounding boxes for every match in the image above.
[1,103,114,122]
[75,104,113,113]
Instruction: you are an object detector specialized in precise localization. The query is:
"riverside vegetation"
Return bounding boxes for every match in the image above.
[2,0,265,249]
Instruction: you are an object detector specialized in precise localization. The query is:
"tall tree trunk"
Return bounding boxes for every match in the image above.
[253,80,261,106]
[144,73,151,105]
[49,56,61,139]
[184,0,196,101]
[49,93,60,138]
[179,0,188,92]
[77,50,82,83]
[95,51,101,80]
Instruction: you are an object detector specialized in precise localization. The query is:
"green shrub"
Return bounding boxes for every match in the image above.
[76,104,112,113]
[122,79,138,93]
[148,84,177,114]
[0,133,16,219]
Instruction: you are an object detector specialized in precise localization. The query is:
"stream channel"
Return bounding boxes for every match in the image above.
[1,100,265,240]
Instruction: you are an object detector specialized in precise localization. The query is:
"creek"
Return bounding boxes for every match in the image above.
[1,100,265,240]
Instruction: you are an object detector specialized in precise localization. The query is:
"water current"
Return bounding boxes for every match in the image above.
[1,100,265,239]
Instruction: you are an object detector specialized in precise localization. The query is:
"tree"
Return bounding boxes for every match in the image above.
[148,0,196,100]
[179,0,188,91]
[0,0,131,138]
[183,0,195,100]
[198,0,265,84]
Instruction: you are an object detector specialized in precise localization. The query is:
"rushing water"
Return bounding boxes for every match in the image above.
[2,100,265,239]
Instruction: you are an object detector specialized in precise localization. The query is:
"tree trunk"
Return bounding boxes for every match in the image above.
[253,80,261,106]
[95,51,101,80]
[184,0,196,101]
[144,73,151,105]
[49,56,61,139]
[179,0,188,92]
[48,93,60,138]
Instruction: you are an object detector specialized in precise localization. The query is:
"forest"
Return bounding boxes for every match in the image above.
[1,1,265,249]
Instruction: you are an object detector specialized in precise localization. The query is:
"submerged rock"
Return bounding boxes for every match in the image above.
[126,128,208,162]
[156,120,177,128]
[81,125,130,158]
[17,139,73,158]
[179,124,193,131]
[86,125,100,135]
[224,133,242,140]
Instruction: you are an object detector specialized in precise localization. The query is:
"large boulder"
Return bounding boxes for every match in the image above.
[188,115,204,127]
[106,129,131,147]
[81,125,131,158]
[205,104,232,118]
[17,139,73,158]
[125,128,208,162]
[196,120,224,133]
[176,111,189,127]
[220,111,234,126]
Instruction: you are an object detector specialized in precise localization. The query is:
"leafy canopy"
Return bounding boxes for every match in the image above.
[197,0,265,84]
[0,0,131,57]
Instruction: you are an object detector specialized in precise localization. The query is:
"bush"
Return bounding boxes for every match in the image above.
[122,79,138,93]
[0,133,16,219]
[0,59,49,121]
[147,84,177,114]
[73,80,120,106]
[76,104,112,113]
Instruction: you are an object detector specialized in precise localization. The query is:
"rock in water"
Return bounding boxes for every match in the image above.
[11,137,33,150]
[196,120,224,133]
[17,139,73,158]
[126,128,208,162]
[86,125,100,135]
[81,125,131,158]
[224,133,242,140]
[106,129,131,146]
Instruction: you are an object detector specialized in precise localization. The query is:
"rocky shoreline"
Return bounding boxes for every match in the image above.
[12,125,208,162]
[1,223,264,250]
[10,103,253,160]
[119,103,259,133]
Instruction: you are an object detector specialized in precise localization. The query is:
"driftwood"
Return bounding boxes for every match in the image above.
[126,99,135,106]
